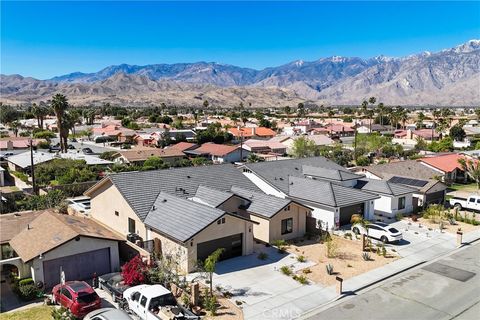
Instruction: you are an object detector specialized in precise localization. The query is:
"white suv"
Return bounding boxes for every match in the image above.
[351,222,403,243]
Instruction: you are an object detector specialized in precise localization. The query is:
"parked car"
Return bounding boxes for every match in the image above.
[121,284,199,320]
[82,147,94,154]
[98,272,130,302]
[449,194,480,211]
[52,281,102,318]
[85,308,132,320]
[351,222,403,243]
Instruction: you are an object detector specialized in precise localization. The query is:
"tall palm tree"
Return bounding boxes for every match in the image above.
[32,104,48,130]
[51,94,69,152]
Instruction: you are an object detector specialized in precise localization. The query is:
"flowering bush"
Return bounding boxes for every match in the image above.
[121,255,148,285]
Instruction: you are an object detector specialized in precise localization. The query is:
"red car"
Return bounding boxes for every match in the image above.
[52,281,101,318]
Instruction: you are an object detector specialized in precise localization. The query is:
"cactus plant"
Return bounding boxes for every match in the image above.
[325,263,334,275]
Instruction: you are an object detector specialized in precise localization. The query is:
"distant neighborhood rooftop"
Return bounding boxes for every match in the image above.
[7,151,113,169]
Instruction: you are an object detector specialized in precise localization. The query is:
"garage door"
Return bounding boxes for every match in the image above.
[339,204,364,226]
[197,233,243,262]
[43,248,111,289]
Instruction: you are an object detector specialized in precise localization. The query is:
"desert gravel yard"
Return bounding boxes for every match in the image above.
[286,236,398,286]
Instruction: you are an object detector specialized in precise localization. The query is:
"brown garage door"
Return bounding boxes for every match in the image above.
[43,248,111,289]
[339,203,365,226]
[197,233,243,262]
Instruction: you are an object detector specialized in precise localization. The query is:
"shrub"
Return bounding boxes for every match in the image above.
[280,266,292,276]
[37,141,51,149]
[382,246,387,257]
[257,252,268,260]
[343,232,352,240]
[204,293,218,316]
[350,214,363,224]
[121,255,148,286]
[293,274,308,285]
[395,213,404,221]
[273,239,288,253]
[302,268,312,274]
[325,264,334,275]
[362,252,371,261]
[297,255,306,263]
[18,278,34,286]
[347,264,353,268]
[52,307,75,320]
[18,283,39,301]
[326,238,338,258]
[11,171,29,183]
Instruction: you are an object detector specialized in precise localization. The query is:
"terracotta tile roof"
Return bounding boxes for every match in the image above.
[0,210,45,244]
[323,124,354,133]
[194,142,239,156]
[419,154,469,173]
[413,129,440,139]
[0,137,45,149]
[9,211,123,262]
[168,142,199,152]
[228,127,276,138]
[115,148,185,162]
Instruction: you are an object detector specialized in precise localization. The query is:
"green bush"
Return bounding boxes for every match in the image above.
[280,266,292,276]
[18,278,34,286]
[356,156,370,166]
[18,283,39,301]
[257,252,268,260]
[204,293,218,316]
[292,274,308,285]
[37,141,51,149]
[395,213,404,221]
[11,171,29,183]
[51,306,75,320]
[297,255,306,263]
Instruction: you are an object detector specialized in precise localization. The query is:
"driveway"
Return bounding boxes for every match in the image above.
[206,243,336,320]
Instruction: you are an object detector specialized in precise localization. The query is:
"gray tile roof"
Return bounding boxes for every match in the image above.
[108,164,260,221]
[192,185,234,207]
[354,178,417,196]
[302,165,363,181]
[144,192,225,243]
[364,160,439,181]
[231,186,292,218]
[244,156,347,193]
[288,176,379,208]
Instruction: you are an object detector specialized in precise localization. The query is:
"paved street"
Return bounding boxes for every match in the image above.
[305,242,480,320]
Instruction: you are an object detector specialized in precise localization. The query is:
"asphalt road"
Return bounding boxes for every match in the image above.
[306,242,480,320]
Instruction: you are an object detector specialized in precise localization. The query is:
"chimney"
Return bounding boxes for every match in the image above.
[252,127,256,136]
[407,129,413,140]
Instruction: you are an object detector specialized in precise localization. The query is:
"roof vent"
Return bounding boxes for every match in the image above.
[279,177,284,181]
[152,205,156,210]
[187,175,191,179]
[162,199,167,203]
[295,167,299,170]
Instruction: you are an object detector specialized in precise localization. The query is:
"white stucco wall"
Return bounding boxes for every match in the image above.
[243,171,287,198]
[30,236,120,285]
[373,194,413,218]
[310,206,336,231]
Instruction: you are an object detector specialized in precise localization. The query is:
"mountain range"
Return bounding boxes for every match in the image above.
[1,40,479,107]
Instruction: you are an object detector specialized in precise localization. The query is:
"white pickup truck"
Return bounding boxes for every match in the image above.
[449,194,480,211]
[120,284,199,320]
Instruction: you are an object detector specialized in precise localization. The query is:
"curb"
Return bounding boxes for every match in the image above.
[297,235,480,319]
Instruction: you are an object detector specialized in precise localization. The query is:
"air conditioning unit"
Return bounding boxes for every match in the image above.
[127,233,139,243]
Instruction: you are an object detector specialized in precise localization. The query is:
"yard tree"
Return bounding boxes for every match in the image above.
[449,124,466,141]
[292,136,317,158]
[458,158,480,189]
[32,103,49,130]
[51,93,69,152]
[143,156,167,170]
[204,248,225,297]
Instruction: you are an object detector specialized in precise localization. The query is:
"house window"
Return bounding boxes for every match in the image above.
[398,197,406,210]
[281,218,293,235]
[284,205,290,211]
[128,218,136,234]
[221,217,225,224]
[114,211,119,217]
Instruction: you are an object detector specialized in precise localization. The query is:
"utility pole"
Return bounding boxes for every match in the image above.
[239,128,244,162]
[30,137,37,195]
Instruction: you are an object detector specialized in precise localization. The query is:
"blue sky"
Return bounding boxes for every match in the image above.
[1,1,479,79]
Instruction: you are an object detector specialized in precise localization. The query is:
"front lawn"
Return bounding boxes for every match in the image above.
[448,182,479,193]
[0,306,52,320]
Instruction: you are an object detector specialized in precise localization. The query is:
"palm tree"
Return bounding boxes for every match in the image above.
[377,102,385,127]
[458,158,480,189]
[51,93,69,152]
[284,106,291,122]
[32,104,49,130]
[368,97,376,105]
[10,120,20,137]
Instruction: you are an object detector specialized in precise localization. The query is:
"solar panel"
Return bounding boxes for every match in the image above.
[389,176,428,187]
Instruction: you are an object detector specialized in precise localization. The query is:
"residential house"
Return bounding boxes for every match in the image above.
[321,124,355,138]
[4,210,122,289]
[7,151,113,174]
[186,142,249,163]
[92,125,135,143]
[228,127,277,141]
[418,154,470,184]
[269,135,334,155]
[167,142,199,155]
[394,129,440,141]
[359,160,448,208]
[0,137,45,151]
[112,148,185,166]
[242,139,287,155]
[357,124,395,134]
[242,158,383,230]
[354,179,416,218]
[84,164,262,272]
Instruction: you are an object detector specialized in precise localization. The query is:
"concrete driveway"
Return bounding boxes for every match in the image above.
[207,243,336,320]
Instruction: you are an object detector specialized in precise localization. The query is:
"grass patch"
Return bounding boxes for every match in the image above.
[448,183,478,193]
[0,306,53,320]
